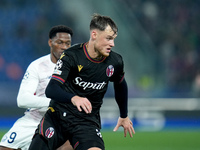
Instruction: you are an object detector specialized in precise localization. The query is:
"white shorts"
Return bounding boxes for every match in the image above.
[0,114,40,150]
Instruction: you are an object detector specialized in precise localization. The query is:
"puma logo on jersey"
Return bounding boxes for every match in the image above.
[78,65,83,72]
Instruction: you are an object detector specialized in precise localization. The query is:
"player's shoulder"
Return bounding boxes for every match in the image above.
[71,43,84,50]
[64,43,83,53]
[107,51,124,66]
[29,54,50,67]
[62,43,85,59]
[110,50,123,60]
[24,54,51,74]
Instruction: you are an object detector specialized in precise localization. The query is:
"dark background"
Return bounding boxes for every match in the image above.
[0,0,200,131]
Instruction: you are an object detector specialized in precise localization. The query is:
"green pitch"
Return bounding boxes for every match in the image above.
[1,130,200,150]
[102,130,200,150]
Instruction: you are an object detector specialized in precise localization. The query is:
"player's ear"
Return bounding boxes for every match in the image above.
[91,30,97,40]
[48,39,52,47]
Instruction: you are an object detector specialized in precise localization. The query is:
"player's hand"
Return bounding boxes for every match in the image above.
[113,117,135,138]
[71,96,92,114]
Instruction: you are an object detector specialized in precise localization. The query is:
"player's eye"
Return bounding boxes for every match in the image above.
[67,43,71,46]
[57,41,63,44]
[107,37,113,40]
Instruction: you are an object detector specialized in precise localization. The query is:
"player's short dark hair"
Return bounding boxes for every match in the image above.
[90,13,118,34]
[49,25,73,39]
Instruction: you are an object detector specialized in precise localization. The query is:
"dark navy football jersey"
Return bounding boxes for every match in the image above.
[51,43,125,127]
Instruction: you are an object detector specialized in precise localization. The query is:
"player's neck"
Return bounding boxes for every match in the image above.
[50,54,57,64]
[86,42,104,61]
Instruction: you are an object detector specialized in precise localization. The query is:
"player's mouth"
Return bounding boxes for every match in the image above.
[106,48,111,53]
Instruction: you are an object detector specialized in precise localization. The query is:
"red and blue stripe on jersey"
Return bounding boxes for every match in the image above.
[51,75,65,84]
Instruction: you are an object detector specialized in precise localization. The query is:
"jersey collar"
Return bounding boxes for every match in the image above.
[83,42,106,63]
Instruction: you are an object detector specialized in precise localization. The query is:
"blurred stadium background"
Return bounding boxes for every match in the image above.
[0,0,200,149]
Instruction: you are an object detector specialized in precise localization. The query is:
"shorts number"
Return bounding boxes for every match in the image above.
[8,132,17,143]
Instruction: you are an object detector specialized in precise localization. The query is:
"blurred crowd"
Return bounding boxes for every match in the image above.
[1,0,200,97]
[121,0,200,97]
[0,0,75,82]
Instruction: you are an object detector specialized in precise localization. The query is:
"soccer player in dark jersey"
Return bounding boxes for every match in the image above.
[28,13,135,150]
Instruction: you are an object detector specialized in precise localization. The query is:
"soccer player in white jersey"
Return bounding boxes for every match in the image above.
[0,25,74,150]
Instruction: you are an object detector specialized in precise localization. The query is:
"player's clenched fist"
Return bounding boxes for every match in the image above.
[71,95,92,114]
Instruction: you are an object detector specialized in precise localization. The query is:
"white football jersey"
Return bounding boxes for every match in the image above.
[17,54,55,122]
[0,54,56,150]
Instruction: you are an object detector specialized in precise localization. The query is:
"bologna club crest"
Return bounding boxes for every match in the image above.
[106,65,114,77]
[45,127,54,138]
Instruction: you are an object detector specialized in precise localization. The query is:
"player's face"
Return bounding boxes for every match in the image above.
[49,32,72,61]
[94,25,117,57]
